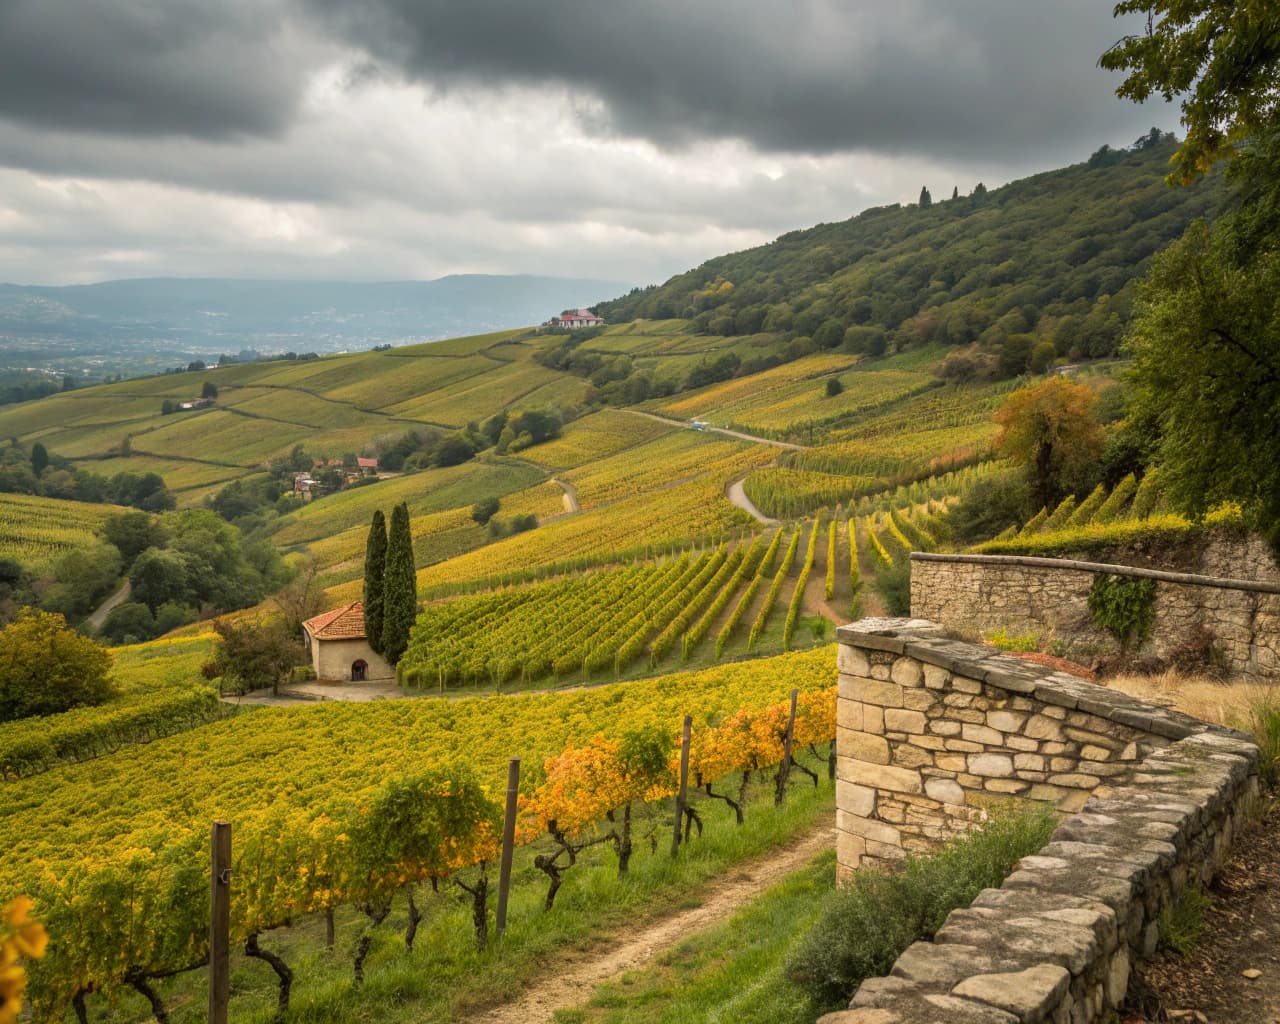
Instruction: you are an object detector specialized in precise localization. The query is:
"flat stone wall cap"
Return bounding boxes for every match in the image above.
[892,942,996,987]
[951,964,1070,1023]
[832,996,1020,1024]
[851,975,919,1007]
[818,1010,900,1024]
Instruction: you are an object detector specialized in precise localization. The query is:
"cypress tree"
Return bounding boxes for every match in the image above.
[381,502,416,665]
[362,509,387,654]
[919,185,932,208]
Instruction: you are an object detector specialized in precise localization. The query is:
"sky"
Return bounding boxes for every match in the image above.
[0,0,1173,289]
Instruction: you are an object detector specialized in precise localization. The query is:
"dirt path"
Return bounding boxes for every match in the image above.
[466,823,834,1024]
[552,477,580,514]
[87,579,132,631]
[1125,800,1280,1024]
[619,409,806,451]
[726,475,778,525]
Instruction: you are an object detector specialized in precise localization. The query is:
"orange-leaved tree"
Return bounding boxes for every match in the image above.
[993,377,1103,512]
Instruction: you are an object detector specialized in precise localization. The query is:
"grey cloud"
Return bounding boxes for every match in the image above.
[304,0,1162,162]
[0,0,314,139]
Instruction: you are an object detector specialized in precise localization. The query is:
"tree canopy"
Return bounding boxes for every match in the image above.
[993,377,1104,510]
[363,510,387,655]
[381,503,416,665]
[0,610,114,721]
[596,137,1221,375]
[1101,1,1280,183]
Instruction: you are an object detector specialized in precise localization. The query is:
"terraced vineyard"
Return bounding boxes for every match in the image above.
[0,493,126,571]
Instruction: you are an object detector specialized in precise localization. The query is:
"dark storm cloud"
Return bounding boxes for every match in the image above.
[303,0,1156,161]
[0,0,310,139]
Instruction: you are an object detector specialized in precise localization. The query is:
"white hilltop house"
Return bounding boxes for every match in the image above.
[302,601,395,682]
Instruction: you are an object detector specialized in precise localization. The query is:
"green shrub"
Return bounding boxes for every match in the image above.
[786,803,1055,1007]
[1087,574,1157,649]
[875,559,912,616]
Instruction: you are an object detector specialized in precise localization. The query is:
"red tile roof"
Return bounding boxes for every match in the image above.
[357,457,378,469]
[303,601,368,640]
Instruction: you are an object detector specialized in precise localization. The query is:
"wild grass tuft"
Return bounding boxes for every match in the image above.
[1158,883,1212,956]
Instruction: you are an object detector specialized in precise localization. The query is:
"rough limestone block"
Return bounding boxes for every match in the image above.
[838,698,865,732]
[892,658,925,687]
[851,677,905,708]
[885,708,927,733]
[842,812,904,846]
[925,778,966,805]
[962,724,1005,746]
[839,756,925,795]
[923,663,950,689]
[838,643,872,677]
[837,780,877,817]
[846,730,892,765]
[951,964,1071,1023]
[987,710,1027,733]
[968,753,1015,778]
[1049,773,1101,789]
[929,719,961,737]
[1025,715,1065,741]
[903,689,937,712]
[836,827,866,869]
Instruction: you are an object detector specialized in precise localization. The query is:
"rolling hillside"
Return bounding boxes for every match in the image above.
[599,135,1222,365]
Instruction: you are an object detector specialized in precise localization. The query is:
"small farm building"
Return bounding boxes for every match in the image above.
[302,601,395,682]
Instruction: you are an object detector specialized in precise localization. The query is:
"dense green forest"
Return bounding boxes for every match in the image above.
[597,133,1224,373]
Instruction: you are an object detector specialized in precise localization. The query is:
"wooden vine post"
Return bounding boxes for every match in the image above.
[671,715,692,856]
[775,689,798,806]
[496,758,520,938]
[209,820,231,1024]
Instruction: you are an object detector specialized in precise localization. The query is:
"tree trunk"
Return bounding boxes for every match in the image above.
[790,755,819,788]
[702,780,744,825]
[124,969,169,1024]
[353,903,390,986]
[405,887,422,950]
[609,804,634,876]
[325,906,335,952]
[534,852,564,910]
[72,988,91,1024]
[682,803,702,841]
[455,864,489,951]
[245,932,293,1021]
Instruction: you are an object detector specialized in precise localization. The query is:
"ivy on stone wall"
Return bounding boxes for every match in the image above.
[1087,573,1157,649]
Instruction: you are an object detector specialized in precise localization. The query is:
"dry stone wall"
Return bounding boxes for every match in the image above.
[910,545,1280,679]
[827,618,1260,1024]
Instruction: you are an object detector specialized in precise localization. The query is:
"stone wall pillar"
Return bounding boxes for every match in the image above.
[835,618,1220,880]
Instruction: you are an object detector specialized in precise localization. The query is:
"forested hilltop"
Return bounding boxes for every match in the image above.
[598,133,1222,373]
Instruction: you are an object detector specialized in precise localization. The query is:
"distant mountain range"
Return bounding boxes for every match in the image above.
[0,274,631,378]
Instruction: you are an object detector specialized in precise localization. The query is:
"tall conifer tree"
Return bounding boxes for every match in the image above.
[381,502,415,665]
[362,509,387,654]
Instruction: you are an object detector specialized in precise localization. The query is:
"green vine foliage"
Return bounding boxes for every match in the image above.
[1087,574,1157,649]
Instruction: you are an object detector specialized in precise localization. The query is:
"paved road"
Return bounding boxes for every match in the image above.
[619,409,805,451]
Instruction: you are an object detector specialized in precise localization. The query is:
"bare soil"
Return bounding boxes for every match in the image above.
[464,823,834,1024]
[1124,800,1280,1024]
